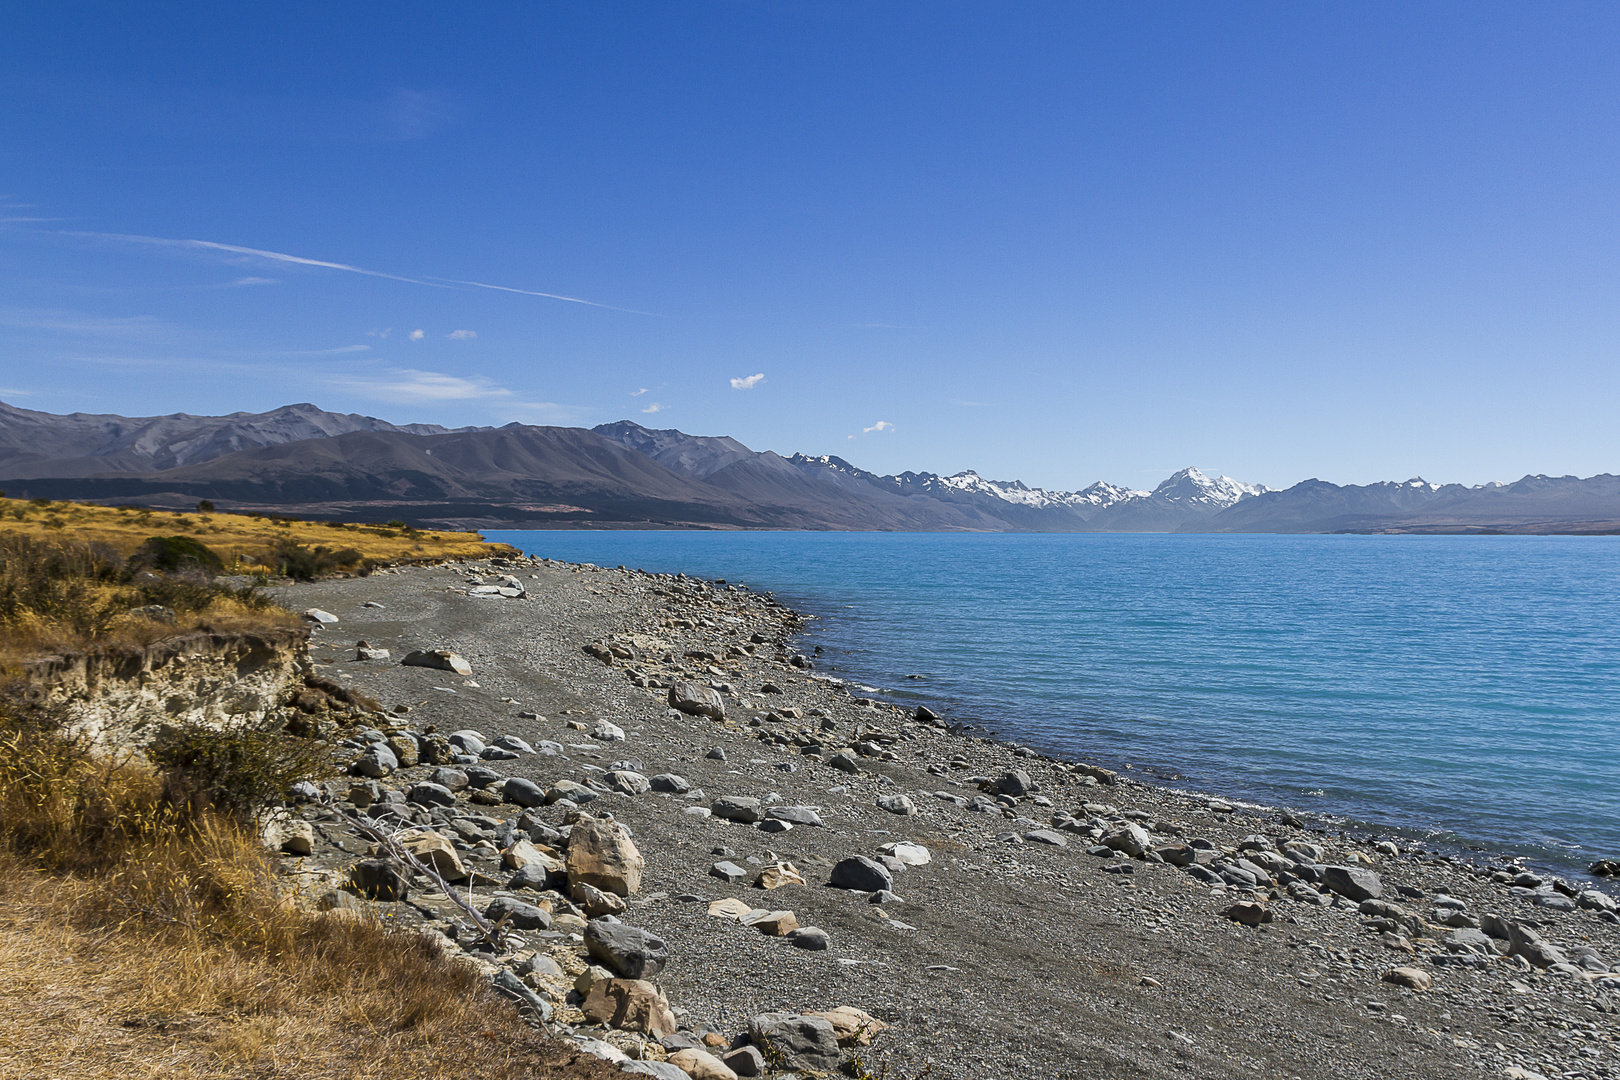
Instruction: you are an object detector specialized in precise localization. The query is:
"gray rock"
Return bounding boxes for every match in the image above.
[430,767,470,791]
[352,744,398,778]
[827,752,861,774]
[876,794,917,816]
[620,1063,689,1079]
[584,920,670,979]
[303,608,339,624]
[1536,893,1577,912]
[766,805,824,827]
[649,773,691,794]
[465,765,505,789]
[748,1012,842,1072]
[711,796,764,823]
[994,770,1033,797]
[491,969,553,1022]
[786,926,830,950]
[503,777,546,808]
[705,747,727,761]
[547,779,599,805]
[485,896,553,930]
[1101,823,1152,858]
[491,735,534,753]
[711,861,749,884]
[1024,829,1069,846]
[447,730,487,756]
[406,782,457,808]
[402,649,473,675]
[591,720,627,743]
[604,770,651,796]
[1321,865,1383,902]
[723,1046,767,1077]
[1444,928,1499,955]
[830,855,893,893]
[480,746,520,761]
[669,681,726,720]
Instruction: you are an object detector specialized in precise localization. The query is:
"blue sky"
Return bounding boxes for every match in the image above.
[4,2,1619,491]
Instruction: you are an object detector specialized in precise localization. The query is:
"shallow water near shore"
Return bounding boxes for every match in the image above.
[488,530,1620,875]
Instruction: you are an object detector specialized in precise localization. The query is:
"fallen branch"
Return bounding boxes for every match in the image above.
[345,811,519,952]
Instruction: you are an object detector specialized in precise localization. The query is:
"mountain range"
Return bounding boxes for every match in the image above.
[0,400,1616,534]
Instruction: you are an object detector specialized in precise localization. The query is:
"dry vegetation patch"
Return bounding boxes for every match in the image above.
[0,495,505,569]
[0,713,614,1080]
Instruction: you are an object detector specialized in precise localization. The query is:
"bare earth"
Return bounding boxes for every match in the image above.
[284,556,1620,1080]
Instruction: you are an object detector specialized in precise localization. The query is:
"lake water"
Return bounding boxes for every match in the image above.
[487,530,1620,874]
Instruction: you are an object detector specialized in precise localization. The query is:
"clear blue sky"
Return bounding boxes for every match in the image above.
[3,2,1619,491]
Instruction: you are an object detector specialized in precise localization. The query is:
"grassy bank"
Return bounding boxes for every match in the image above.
[0,496,507,569]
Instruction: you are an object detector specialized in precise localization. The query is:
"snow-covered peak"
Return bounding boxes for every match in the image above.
[1151,467,1269,509]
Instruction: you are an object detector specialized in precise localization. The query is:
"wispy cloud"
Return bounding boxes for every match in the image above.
[367,328,392,338]
[863,420,895,434]
[286,344,369,356]
[445,329,476,339]
[0,308,171,342]
[629,388,649,397]
[326,367,513,404]
[427,276,663,316]
[730,372,765,390]
[408,329,425,341]
[641,402,665,414]
[227,276,278,287]
[61,230,653,313]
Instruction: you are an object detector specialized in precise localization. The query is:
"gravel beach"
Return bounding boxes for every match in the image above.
[278,554,1620,1080]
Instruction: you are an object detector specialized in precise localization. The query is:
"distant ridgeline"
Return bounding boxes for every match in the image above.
[1,400,1616,534]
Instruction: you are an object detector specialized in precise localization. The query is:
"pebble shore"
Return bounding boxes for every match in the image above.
[273,554,1620,1080]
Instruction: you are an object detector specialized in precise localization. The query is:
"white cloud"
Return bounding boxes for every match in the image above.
[847,434,856,440]
[863,420,895,433]
[367,328,392,338]
[730,372,765,390]
[327,367,511,404]
[409,329,425,341]
[228,276,277,287]
[445,329,476,339]
[641,402,665,414]
[629,387,648,397]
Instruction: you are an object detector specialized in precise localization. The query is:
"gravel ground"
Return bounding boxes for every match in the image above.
[282,555,1620,1080]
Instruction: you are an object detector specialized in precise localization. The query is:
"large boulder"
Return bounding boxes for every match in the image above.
[669,681,726,720]
[829,856,893,893]
[808,1006,890,1047]
[581,978,677,1038]
[993,770,1033,797]
[711,796,764,824]
[483,895,552,930]
[567,816,645,896]
[748,1012,842,1072]
[401,649,472,675]
[1321,865,1383,903]
[352,744,398,778]
[398,829,467,882]
[1102,823,1153,858]
[667,1048,739,1080]
[584,919,669,979]
[502,777,545,808]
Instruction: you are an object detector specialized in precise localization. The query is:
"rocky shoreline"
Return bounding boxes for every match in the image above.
[270,554,1619,1080]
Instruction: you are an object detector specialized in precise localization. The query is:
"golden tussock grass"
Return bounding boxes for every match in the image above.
[0,495,506,567]
[0,715,614,1080]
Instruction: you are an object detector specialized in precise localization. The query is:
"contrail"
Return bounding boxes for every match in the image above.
[63,230,654,313]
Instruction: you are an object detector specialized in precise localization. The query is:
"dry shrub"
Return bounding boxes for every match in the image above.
[0,712,613,1079]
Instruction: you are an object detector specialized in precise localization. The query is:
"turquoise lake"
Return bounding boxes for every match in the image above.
[487,530,1620,875]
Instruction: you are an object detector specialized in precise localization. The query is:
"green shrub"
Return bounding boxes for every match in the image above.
[271,541,364,582]
[147,719,333,823]
[132,535,224,575]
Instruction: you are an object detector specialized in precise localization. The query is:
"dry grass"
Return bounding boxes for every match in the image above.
[0,713,615,1080]
[0,496,507,567]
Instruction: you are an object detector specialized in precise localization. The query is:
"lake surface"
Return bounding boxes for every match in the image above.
[487,530,1620,874]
